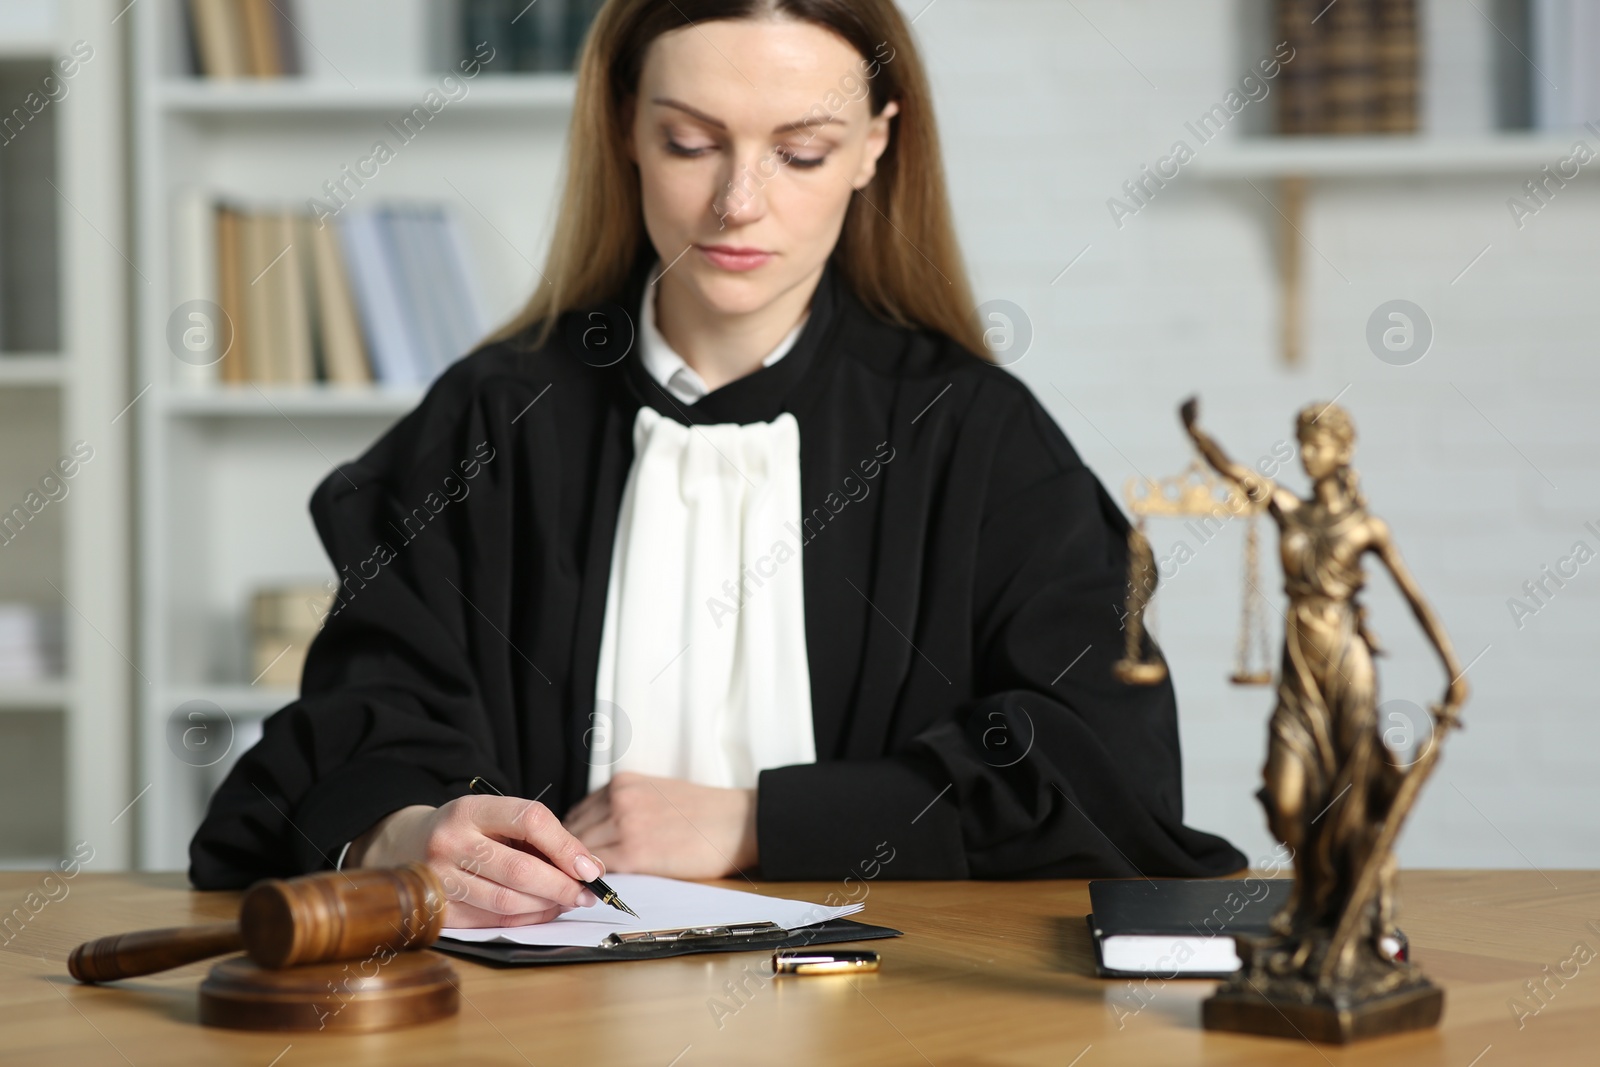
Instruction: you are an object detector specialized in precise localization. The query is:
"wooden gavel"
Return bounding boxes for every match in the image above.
[69,863,446,983]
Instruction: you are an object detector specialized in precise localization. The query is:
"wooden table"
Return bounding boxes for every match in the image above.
[1,870,1596,1065]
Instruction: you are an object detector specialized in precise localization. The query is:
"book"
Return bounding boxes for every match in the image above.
[0,603,63,682]
[269,0,302,76]
[460,0,513,72]
[338,209,429,386]
[273,211,316,385]
[307,220,372,385]
[429,205,489,368]
[1375,0,1419,133]
[361,204,487,382]
[295,216,327,383]
[239,0,283,77]
[1531,0,1600,129]
[244,211,290,382]
[186,0,300,79]
[519,0,569,72]
[214,205,249,384]
[566,0,606,65]
[1323,0,1379,134]
[380,204,452,378]
[418,207,471,372]
[1087,879,1406,979]
[250,584,333,690]
[1275,0,1423,135]
[236,209,279,382]
[1493,0,1536,129]
[1275,0,1325,135]
[177,0,204,76]
[461,0,603,72]
[1532,0,1572,128]
[190,197,481,388]
[187,0,247,79]
[171,188,220,388]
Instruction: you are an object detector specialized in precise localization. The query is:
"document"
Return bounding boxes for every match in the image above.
[439,873,864,948]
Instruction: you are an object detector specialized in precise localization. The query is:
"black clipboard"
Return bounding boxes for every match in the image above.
[433,916,902,967]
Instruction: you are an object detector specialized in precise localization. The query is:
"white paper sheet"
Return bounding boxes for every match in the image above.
[438,873,864,948]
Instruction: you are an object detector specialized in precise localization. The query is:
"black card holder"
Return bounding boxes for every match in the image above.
[433,917,903,967]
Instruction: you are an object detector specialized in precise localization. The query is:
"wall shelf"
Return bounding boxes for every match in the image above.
[1191,129,1600,365]
[165,684,296,718]
[0,679,69,711]
[155,74,576,116]
[1195,133,1600,179]
[0,355,64,387]
[165,387,427,418]
[0,42,56,62]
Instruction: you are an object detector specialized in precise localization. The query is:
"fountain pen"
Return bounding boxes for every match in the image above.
[467,776,639,918]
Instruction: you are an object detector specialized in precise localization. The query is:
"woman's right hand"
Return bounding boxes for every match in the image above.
[347,797,606,928]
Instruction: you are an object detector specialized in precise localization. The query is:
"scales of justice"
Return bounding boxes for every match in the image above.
[1114,396,1471,1043]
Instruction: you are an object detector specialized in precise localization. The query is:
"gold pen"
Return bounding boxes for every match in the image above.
[772,949,881,975]
[467,776,639,919]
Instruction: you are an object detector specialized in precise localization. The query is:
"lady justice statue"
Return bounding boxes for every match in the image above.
[1180,396,1470,1042]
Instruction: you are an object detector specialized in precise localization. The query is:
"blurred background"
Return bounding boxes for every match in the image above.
[0,0,1591,874]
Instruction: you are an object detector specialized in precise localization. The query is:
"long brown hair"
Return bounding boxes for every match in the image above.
[487,0,990,359]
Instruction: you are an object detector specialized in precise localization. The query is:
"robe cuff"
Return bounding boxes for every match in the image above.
[756,756,968,880]
[290,758,462,874]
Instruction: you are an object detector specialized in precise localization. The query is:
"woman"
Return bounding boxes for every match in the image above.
[1183,397,1467,966]
[191,0,1245,927]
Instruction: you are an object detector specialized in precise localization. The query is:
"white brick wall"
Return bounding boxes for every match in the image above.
[908,0,1600,868]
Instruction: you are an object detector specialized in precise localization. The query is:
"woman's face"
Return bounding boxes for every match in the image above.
[1299,427,1351,482]
[625,17,899,318]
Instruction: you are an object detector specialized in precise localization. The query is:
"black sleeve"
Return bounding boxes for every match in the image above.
[756,384,1247,881]
[188,371,508,889]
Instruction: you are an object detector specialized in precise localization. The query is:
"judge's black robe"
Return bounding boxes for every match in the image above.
[189,247,1246,887]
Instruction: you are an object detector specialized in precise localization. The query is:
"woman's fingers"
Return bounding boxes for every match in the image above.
[466,796,605,883]
[442,895,566,930]
[438,860,573,920]
[466,837,599,909]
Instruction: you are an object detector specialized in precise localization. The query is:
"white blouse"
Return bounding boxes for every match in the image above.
[585,264,818,792]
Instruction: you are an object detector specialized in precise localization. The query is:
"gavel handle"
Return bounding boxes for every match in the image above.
[69,922,245,983]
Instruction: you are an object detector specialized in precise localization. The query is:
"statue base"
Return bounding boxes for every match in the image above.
[1204,979,1442,1043]
[1203,928,1443,1043]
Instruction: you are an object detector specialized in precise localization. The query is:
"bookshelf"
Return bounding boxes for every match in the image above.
[132,0,577,869]
[0,0,132,869]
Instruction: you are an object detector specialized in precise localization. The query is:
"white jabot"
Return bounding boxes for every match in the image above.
[638,260,809,405]
[586,268,817,793]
